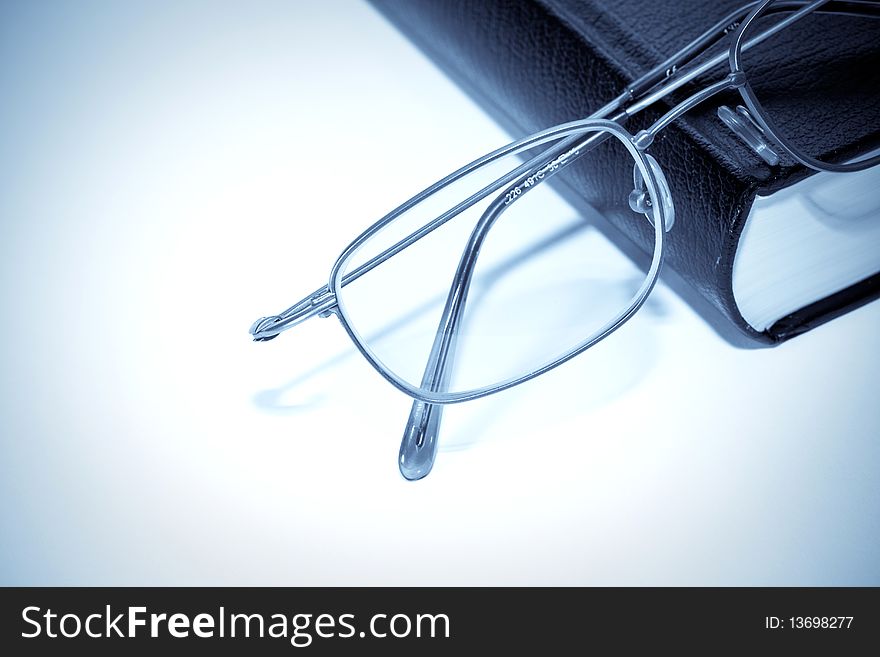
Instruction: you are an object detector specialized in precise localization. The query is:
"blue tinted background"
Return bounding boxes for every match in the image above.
[1,0,878,585]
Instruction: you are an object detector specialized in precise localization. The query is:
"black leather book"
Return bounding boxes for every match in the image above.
[368,0,880,344]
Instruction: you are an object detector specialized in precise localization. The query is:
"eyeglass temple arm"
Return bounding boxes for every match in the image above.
[398,129,618,480]
[248,153,558,341]
[626,0,764,101]
[625,0,877,105]
[627,0,834,117]
[250,285,337,341]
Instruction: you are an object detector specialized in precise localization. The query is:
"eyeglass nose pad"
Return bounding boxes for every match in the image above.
[398,400,443,481]
[629,153,675,231]
[717,105,780,166]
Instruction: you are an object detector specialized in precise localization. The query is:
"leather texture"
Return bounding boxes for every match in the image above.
[368,0,880,343]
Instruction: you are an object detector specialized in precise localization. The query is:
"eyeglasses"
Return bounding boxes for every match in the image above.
[250,0,880,479]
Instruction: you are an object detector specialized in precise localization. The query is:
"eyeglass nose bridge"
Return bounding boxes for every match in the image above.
[717,104,780,166]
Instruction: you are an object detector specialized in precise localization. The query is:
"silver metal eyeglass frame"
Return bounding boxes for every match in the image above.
[250,0,880,479]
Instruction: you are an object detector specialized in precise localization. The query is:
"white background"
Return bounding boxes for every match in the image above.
[1,0,877,585]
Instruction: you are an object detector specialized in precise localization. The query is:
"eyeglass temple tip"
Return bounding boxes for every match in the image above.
[250,316,282,341]
[250,286,337,341]
[399,399,443,481]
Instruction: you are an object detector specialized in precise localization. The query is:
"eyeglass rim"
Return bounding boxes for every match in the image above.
[731,0,880,173]
[327,119,669,405]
